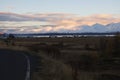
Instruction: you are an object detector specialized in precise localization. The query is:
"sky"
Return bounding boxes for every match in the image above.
[0,0,120,15]
[0,0,120,33]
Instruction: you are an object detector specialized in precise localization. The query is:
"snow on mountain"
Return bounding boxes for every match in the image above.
[92,23,107,32]
[106,22,120,32]
[78,22,120,32]
[78,25,95,32]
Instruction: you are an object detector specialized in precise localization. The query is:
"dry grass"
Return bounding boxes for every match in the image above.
[0,36,120,80]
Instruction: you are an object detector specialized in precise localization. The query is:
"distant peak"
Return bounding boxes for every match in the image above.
[106,22,120,26]
[92,23,104,26]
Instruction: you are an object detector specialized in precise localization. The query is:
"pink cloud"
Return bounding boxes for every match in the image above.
[0,12,120,33]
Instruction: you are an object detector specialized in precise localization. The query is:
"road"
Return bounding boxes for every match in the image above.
[0,49,36,80]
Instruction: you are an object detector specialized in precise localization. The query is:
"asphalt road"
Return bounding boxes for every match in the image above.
[0,49,36,80]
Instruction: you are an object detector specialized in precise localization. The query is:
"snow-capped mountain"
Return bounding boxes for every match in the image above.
[78,22,120,33]
[79,25,95,32]
[106,22,120,32]
[92,23,107,32]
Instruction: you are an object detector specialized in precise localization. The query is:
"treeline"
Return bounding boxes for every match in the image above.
[6,32,120,38]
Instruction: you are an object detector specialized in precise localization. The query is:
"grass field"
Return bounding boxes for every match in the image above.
[0,36,120,80]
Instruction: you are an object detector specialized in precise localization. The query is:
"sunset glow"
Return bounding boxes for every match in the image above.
[0,0,120,33]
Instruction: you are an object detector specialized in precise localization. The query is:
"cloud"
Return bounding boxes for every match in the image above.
[0,12,120,33]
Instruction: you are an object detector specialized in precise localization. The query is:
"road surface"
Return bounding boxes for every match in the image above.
[0,49,37,80]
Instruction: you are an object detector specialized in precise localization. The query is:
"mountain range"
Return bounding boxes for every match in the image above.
[75,22,120,33]
[0,22,120,33]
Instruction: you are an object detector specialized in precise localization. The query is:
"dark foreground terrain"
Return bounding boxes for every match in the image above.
[0,35,120,80]
[0,49,39,80]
